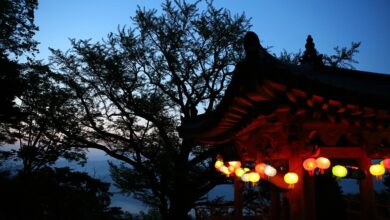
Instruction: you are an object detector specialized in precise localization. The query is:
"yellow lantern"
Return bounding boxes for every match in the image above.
[303,158,317,176]
[284,172,299,188]
[264,165,277,177]
[316,157,331,174]
[235,168,246,177]
[241,173,250,182]
[255,163,267,178]
[332,165,348,178]
[248,172,260,186]
[370,164,385,181]
[214,160,224,170]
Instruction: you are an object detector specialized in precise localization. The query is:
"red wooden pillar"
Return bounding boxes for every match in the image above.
[359,155,376,219]
[286,143,305,220]
[269,184,281,220]
[303,170,316,220]
[234,176,243,217]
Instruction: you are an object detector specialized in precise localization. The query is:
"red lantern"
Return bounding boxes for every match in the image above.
[303,158,317,176]
[255,163,267,178]
[316,157,331,174]
[382,158,390,172]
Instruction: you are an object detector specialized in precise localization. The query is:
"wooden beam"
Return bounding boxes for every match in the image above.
[320,146,390,158]
[318,147,365,158]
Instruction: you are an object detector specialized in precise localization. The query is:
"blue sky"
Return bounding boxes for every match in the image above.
[34,0,390,73]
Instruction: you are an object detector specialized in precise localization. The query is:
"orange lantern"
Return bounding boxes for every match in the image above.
[228,165,235,173]
[228,161,241,173]
[284,172,299,188]
[382,158,390,172]
[303,158,317,176]
[248,172,260,186]
[255,163,267,178]
[316,157,331,174]
[369,164,385,181]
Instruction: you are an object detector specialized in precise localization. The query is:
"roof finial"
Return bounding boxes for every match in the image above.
[244,31,262,59]
[301,35,323,65]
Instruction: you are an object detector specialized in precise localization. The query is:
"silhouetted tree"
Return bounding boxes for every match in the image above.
[34,1,250,219]
[27,1,364,219]
[0,167,126,220]
[315,173,347,220]
[138,208,162,220]
[0,0,38,143]
[14,64,86,174]
[0,0,38,56]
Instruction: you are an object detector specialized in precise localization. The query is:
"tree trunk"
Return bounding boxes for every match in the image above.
[167,199,192,220]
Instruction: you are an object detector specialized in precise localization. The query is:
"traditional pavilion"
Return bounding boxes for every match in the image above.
[179,32,390,220]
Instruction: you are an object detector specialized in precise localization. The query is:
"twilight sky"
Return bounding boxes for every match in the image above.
[34,0,390,73]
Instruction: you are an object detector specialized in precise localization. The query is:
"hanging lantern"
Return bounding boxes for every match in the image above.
[303,158,317,176]
[248,172,260,186]
[369,164,385,181]
[241,173,250,182]
[332,165,348,178]
[255,163,267,178]
[264,165,277,177]
[214,160,224,170]
[316,157,331,174]
[219,165,231,177]
[284,172,299,188]
[228,165,235,173]
[228,161,241,169]
[235,168,246,177]
[382,158,390,172]
[228,161,241,173]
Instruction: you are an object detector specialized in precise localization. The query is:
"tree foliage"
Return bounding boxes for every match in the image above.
[0,0,38,144]
[0,0,38,56]
[14,64,86,173]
